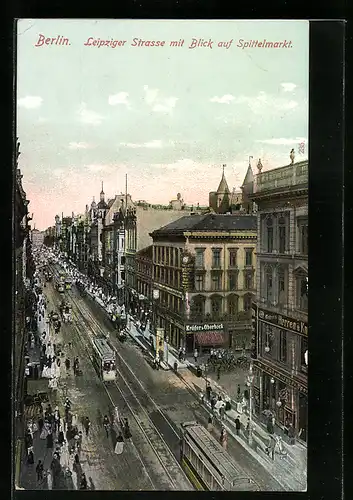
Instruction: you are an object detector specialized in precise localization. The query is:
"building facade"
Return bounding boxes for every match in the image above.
[31,229,44,249]
[249,154,308,443]
[150,213,257,352]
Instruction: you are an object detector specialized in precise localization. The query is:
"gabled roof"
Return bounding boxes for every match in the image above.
[217,172,230,194]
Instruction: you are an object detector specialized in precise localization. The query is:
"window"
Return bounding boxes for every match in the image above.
[299,221,308,255]
[211,296,222,318]
[265,266,273,302]
[278,266,287,306]
[229,248,238,267]
[244,293,252,311]
[228,271,238,290]
[212,248,221,268]
[228,295,238,316]
[121,255,125,265]
[195,248,205,268]
[211,272,222,290]
[266,218,273,253]
[296,275,308,311]
[245,248,253,266]
[244,271,253,290]
[279,331,287,362]
[192,297,205,316]
[279,216,287,253]
[195,274,204,291]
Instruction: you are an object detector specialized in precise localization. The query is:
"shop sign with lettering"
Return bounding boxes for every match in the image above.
[185,323,224,333]
[258,307,308,335]
[257,359,308,395]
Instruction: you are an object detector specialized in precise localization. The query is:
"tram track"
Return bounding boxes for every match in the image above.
[45,276,159,490]
[66,288,192,490]
[47,263,192,490]
[47,262,276,491]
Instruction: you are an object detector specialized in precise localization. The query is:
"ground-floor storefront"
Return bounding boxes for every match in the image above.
[252,360,308,443]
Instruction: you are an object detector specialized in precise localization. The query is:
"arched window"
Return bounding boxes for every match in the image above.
[228,294,239,317]
[243,293,252,311]
[191,295,206,317]
[211,295,223,319]
[295,271,308,312]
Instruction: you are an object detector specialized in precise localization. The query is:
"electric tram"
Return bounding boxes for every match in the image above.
[65,277,72,290]
[91,337,116,382]
[180,422,258,491]
[55,277,65,293]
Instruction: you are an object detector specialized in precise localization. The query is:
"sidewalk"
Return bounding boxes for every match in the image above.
[126,315,306,491]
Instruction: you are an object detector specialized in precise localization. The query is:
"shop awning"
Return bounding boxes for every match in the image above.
[195,331,227,346]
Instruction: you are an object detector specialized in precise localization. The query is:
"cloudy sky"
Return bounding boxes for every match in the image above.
[17,19,309,230]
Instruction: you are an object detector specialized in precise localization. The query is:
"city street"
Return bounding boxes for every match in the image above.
[31,261,283,491]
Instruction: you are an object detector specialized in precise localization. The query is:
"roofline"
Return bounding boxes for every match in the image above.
[249,184,308,201]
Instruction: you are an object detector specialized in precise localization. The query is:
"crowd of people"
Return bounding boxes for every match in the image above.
[24,397,92,489]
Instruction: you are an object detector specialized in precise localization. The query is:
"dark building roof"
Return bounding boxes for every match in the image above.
[216,172,230,194]
[97,200,108,209]
[242,164,254,186]
[150,214,257,237]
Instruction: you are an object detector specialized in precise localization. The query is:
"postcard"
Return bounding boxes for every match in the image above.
[14,19,308,492]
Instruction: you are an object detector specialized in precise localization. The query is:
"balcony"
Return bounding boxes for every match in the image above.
[254,161,308,194]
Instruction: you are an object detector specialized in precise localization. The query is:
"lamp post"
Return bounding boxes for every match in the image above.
[246,359,254,445]
[165,336,169,366]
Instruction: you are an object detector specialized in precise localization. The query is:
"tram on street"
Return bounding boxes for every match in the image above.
[91,337,116,382]
[65,277,72,290]
[180,422,258,492]
[55,277,65,293]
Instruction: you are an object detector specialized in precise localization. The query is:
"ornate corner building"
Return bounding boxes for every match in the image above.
[248,154,308,443]
[149,213,257,352]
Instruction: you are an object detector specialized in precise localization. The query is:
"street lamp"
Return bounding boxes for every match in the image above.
[165,336,169,366]
[246,359,254,445]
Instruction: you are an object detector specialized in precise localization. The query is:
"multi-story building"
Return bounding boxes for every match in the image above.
[31,228,44,249]
[136,245,153,300]
[14,155,35,485]
[124,203,197,310]
[248,152,308,443]
[150,213,257,352]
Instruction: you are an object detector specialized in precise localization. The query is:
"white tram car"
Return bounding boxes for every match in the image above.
[91,337,116,382]
[180,422,258,491]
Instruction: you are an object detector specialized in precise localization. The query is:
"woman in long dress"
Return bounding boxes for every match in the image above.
[114,432,124,455]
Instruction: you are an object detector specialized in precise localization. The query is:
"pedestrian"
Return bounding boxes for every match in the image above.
[80,472,88,490]
[288,423,295,445]
[103,415,110,437]
[46,430,54,449]
[178,347,183,362]
[246,418,251,436]
[206,384,211,401]
[267,415,274,434]
[77,431,83,453]
[65,358,70,372]
[235,415,241,435]
[27,449,35,465]
[83,416,91,436]
[36,460,44,482]
[220,428,227,450]
[58,426,65,446]
[114,431,124,455]
[207,415,213,432]
[123,418,132,439]
[217,365,221,380]
[219,404,225,421]
[194,348,198,363]
[211,396,216,413]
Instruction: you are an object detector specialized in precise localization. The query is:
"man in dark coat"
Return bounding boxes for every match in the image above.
[235,416,241,436]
